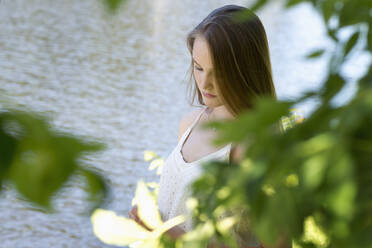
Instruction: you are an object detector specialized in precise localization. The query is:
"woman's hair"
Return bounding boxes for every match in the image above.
[186,4,277,117]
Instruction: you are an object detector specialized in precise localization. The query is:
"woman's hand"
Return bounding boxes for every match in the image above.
[129,205,153,231]
[129,205,185,239]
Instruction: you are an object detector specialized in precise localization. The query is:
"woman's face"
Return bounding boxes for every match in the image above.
[192,35,223,108]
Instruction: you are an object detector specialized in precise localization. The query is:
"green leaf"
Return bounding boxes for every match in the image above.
[102,0,126,13]
[320,0,336,24]
[368,23,372,51]
[5,110,105,209]
[136,180,163,230]
[306,49,325,59]
[205,98,292,146]
[358,65,372,89]
[327,27,339,42]
[285,0,305,8]
[91,208,150,246]
[180,221,215,244]
[326,181,356,220]
[153,215,186,237]
[80,168,110,215]
[143,150,157,161]
[0,114,17,187]
[343,30,360,58]
[302,154,328,190]
[232,6,260,23]
[302,216,329,247]
[248,0,270,12]
[338,0,372,27]
[321,74,346,102]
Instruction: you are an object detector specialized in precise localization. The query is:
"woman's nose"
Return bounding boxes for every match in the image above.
[201,76,213,90]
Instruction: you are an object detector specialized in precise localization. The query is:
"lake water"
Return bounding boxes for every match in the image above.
[0,0,367,247]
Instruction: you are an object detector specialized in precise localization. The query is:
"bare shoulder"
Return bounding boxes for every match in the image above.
[177,107,204,142]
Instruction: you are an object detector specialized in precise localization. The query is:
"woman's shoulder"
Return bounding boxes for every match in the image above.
[177,107,205,142]
[182,107,205,124]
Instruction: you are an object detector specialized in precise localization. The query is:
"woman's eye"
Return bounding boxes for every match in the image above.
[194,65,203,71]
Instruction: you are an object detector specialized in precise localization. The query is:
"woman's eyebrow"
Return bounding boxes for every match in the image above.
[192,57,213,72]
[192,57,201,66]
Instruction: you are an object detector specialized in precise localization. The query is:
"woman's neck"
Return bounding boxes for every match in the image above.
[207,105,235,121]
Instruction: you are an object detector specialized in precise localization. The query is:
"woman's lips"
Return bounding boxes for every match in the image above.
[202,92,216,98]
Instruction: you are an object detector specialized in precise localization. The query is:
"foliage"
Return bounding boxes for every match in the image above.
[91,152,186,248]
[186,0,372,247]
[91,181,185,248]
[102,0,127,14]
[0,107,109,214]
[144,150,165,176]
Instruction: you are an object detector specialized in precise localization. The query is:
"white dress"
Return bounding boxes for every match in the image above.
[157,106,260,247]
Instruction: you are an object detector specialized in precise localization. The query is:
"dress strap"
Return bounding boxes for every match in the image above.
[189,107,207,130]
[177,106,207,147]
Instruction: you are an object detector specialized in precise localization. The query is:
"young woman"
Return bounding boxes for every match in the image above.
[130,4,289,248]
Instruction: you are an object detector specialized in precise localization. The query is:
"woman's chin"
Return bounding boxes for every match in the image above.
[204,101,221,108]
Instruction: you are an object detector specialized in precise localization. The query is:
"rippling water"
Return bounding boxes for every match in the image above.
[1,0,365,247]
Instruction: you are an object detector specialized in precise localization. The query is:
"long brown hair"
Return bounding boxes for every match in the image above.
[186,5,276,117]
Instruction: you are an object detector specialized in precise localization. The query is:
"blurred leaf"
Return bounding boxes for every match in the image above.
[136,180,163,230]
[297,133,336,156]
[232,5,260,24]
[248,0,269,12]
[302,216,329,247]
[294,242,317,248]
[321,74,346,102]
[327,27,339,42]
[180,221,215,245]
[358,65,372,89]
[144,150,157,162]
[80,167,110,215]
[302,154,328,190]
[324,152,356,220]
[206,98,292,145]
[367,24,372,52]
[338,0,372,27]
[282,108,305,130]
[326,181,356,220]
[0,115,17,187]
[91,193,185,247]
[285,173,299,188]
[343,30,360,58]
[297,90,318,102]
[148,158,164,175]
[102,0,126,13]
[91,208,150,246]
[3,110,105,209]
[306,49,325,59]
[285,0,304,8]
[320,0,336,24]
[216,216,237,235]
[153,215,186,237]
[330,219,349,239]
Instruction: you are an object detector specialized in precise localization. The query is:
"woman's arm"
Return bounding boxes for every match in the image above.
[164,225,186,239]
[129,205,186,239]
